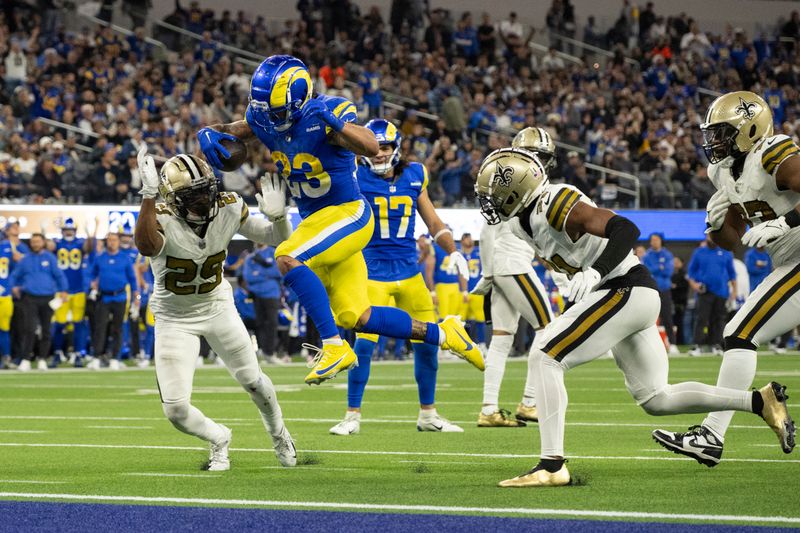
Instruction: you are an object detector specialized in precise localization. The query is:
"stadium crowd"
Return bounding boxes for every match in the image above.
[0,1,799,209]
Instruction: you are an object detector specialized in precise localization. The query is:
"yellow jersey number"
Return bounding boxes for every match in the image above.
[271,151,331,199]
[164,251,226,295]
[0,257,8,279]
[372,195,413,239]
[57,248,82,270]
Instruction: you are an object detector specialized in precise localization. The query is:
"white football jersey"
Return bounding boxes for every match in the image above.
[508,183,639,283]
[149,192,251,322]
[708,133,800,267]
[479,221,535,277]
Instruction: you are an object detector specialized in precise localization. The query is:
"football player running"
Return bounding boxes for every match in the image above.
[197,55,483,386]
[329,119,469,435]
[474,147,794,488]
[473,127,559,428]
[135,144,296,471]
[653,91,799,466]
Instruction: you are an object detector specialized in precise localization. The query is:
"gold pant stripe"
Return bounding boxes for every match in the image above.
[735,266,800,340]
[545,290,627,360]
[515,274,550,327]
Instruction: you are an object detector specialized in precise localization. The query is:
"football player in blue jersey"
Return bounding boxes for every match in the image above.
[459,233,486,349]
[134,254,156,367]
[329,119,470,434]
[118,222,143,360]
[433,238,467,319]
[51,217,94,366]
[198,55,483,384]
[0,221,30,368]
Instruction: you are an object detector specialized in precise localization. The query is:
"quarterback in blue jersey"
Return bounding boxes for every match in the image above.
[330,119,470,435]
[51,217,93,365]
[198,55,483,384]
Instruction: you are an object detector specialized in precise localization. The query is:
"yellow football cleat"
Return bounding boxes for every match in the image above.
[758,381,796,453]
[478,409,526,427]
[498,464,571,488]
[515,403,538,423]
[439,316,485,371]
[303,341,358,385]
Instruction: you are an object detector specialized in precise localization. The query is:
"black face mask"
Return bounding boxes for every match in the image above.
[173,183,218,223]
[701,123,739,164]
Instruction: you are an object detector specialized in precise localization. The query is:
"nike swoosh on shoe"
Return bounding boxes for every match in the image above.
[316,356,345,375]
[455,330,473,351]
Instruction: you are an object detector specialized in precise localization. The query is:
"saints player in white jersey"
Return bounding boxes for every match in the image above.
[474,147,794,488]
[473,128,556,427]
[653,91,799,466]
[134,144,296,471]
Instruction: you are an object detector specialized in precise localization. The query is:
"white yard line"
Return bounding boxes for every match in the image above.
[0,442,795,464]
[0,480,66,485]
[0,492,797,524]
[121,473,220,478]
[85,426,154,430]
[0,430,47,434]
[260,466,359,471]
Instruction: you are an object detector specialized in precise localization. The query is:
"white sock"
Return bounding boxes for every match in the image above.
[522,344,538,405]
[481,404,498,416]
[531,349,568,458]
[419,408,437,419]
[521,395,536,407]
[244,373,285,437]
[483,334,513,406]
[322,338,343,346]
[642,382,752,417]
[437,326,447,347]
[702,348,758,439]
[164,402,226,444]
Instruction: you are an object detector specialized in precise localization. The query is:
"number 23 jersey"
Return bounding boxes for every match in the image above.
[149,192,250,322]
[708,133,800,267]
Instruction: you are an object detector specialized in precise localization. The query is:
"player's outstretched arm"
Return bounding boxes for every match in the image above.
[198,120,260,169]
[562,201,640,302]
[134,144,164,257]
[418,189,469,284]
[330,123,379,157]
[240,173,293,246]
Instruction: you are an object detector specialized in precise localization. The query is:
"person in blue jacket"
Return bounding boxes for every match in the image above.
[642,232,677,350]
[89,232,138,370]
[242,245,283,362]
[10,233,67,371]
[744,246,772,291]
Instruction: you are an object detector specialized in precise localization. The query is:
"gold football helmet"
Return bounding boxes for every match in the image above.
[700,91,773,163]
[159,154,219,223]
[475,148,547,225]
[512,127,557,171]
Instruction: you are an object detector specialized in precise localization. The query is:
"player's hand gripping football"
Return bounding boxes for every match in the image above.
[301,99,345,132]
[563,267,601,303]
[447,251,470,280]
[256,172,289,222]
[136,143,159,199]
[197,127,238,169]
[704,189,731,234]
[741,217,791,248]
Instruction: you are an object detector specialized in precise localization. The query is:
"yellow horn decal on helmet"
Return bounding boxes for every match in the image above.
[384,122,398,141]
[270,66,307,109]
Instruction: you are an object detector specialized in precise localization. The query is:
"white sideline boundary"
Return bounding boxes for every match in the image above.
[0,442,796,464]
[0,492,798,524]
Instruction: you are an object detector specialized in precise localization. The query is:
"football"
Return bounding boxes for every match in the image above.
[218,137,248,172]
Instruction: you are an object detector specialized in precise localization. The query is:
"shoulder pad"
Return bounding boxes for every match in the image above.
[760,134,800,175]
[542,185,582,232]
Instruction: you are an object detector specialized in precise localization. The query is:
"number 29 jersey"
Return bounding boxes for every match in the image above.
[149,192,250,322]
[357,162,429,282]
[707,133,800,267]
[246,94,361,219]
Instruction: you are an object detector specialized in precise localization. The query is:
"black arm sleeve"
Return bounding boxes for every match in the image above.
[591,215,640,277]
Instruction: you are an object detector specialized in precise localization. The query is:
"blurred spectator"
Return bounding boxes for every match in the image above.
[687,236,737,355]
[242,245,283,363]
[744,246,772,291]
[642,233,677,350]
[671,256,689,344]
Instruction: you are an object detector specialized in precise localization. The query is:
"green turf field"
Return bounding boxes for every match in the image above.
[0,354,798,527]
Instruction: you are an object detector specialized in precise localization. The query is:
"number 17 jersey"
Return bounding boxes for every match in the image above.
[149,192,250,322]
[357,162,429,282]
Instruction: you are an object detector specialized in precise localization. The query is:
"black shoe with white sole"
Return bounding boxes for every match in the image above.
[652,425,723,467]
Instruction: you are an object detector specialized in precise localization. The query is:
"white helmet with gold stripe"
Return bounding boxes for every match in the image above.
[159,154,219,224]
[475,148,548,225]
[512,127,557,171]
[701,90,774,163]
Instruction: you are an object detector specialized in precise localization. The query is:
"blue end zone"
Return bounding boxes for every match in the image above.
[0,501,793,533]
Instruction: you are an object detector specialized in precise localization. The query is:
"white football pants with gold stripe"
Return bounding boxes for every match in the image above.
[155,300,285,443]
[529,285,755,459]
[703,261,800,439]
[483,273,553,407]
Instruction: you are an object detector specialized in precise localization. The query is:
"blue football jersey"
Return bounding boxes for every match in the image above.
[54,238,87,294]
[462,247,481,292]
[246,95,361,219]
[433,242,459,284]
[358,162,429,282]
[0,241,14,294]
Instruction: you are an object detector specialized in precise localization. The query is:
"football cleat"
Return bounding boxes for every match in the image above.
[17,359,31,372]
[330,412,361,436]
[271,426,297,467]
[36,359,48,371]
[417,412,464,432]
[204,424,232,471]
[478,409,526,427]
[498,463,571,487]
[109,359,123,371]
[515,403,538,423]
[439,316,485,371]
[651,425,723,467]
[758,381,796,454]
[303,341,357,385]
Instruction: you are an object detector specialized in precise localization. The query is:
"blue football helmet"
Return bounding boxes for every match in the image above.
[61,217,77,231]
[364,119,401,176]
[248,55,313,133]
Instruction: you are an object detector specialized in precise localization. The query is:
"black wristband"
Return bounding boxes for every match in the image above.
[592,215,641,277]
[784,209,800,228]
